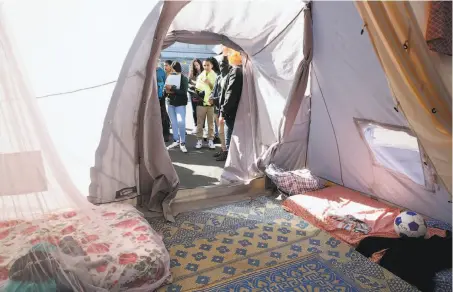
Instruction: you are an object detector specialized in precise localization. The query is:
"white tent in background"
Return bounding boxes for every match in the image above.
[1,0,451,225]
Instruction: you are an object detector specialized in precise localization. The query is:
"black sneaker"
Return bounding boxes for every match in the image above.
[213,136,221,144]
[216,151,228,161]
[213,151,222,158]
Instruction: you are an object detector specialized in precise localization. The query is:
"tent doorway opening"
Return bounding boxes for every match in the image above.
[135,30,272,219]
[160,43,229,190]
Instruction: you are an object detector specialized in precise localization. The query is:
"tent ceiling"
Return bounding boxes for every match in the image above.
[170,0,308,55]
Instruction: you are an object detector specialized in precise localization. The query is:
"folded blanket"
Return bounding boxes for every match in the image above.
[265,164,324,195]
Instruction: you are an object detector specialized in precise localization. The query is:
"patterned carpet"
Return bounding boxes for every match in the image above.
[148,196,414,291]
[201,253,363,291]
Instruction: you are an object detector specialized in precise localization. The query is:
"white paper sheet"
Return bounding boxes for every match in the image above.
[165,74,181,89]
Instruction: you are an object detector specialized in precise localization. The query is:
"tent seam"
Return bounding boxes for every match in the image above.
[251,4,307,57]
[312,66,344,186]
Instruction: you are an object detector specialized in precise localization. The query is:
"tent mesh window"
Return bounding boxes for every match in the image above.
[356,120,435,191]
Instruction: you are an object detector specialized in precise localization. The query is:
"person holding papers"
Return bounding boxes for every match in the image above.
[165,61,189,153]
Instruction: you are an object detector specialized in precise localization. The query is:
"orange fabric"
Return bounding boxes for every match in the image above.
[282,185,446,246]
[225,48,242,65]
[355,1,452,194]
[370,249,388,263]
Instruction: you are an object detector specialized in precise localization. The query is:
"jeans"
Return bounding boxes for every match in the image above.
[167,105,186,144]
[224,117,235,151]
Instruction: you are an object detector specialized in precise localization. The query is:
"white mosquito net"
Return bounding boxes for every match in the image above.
[0,1,170,290]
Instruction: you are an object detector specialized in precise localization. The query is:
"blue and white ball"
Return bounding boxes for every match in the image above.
[394,211,427,238]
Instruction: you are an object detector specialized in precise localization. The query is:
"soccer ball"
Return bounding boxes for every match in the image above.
[394,211,427,238]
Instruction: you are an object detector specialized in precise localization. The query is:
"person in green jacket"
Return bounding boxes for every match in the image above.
[194,59,218,149]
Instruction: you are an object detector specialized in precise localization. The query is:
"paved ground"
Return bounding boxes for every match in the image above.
[165,101,225,189]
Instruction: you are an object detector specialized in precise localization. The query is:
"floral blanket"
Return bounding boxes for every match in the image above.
[0,204,170,291]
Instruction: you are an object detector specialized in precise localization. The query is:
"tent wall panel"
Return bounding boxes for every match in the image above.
[222,56,263,182]
[307,74,342,185]
[273,94,311,171]
[355,1,452,194]
[308,1,451,222]
[88,3,166,204]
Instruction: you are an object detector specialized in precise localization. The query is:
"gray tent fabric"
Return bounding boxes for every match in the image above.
[85,1,453,222]
[87,0,309,220]
[260,5,313,171]
[222,55,263,183]
[88,2,167,204]
[162,30,243,53]
[307,1,451,222]
[137,1,189,220]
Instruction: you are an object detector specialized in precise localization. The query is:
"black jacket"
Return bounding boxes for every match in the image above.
[356,235,452,292]
[219,56,243,119]
[166,74,189,107]
[210,62,230,109]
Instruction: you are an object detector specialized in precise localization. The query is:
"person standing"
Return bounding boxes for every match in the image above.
[209,56,230,158]
[163,60,173,77]
[208,56,222,144]
[217,47,243,161]
[165,61,189,153]
[156,62,170,142]
[194,59,217,149]
[188,59,203,134]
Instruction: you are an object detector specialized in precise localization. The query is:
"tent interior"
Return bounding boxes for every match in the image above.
[0,0,452,291]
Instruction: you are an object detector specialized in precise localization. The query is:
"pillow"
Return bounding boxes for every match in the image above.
[265,164,324,195]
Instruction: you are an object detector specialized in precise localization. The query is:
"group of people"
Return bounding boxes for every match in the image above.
[156,46,243,162]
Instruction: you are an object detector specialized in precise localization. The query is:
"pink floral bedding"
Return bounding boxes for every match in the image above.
[0,204,170,291]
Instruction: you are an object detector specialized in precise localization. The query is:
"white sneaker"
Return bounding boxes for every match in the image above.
[180,144,188,153]
[195,140,203,149]
[167,141,179,150]
[208,140,215,149]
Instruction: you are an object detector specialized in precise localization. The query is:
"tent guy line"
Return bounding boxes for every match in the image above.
[35,74,138,99]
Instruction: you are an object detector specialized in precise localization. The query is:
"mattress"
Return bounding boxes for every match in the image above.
[0,204,170,291]
[283,185,446,246]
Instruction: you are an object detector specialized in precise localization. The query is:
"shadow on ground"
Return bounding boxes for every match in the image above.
[166,129,225,189]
